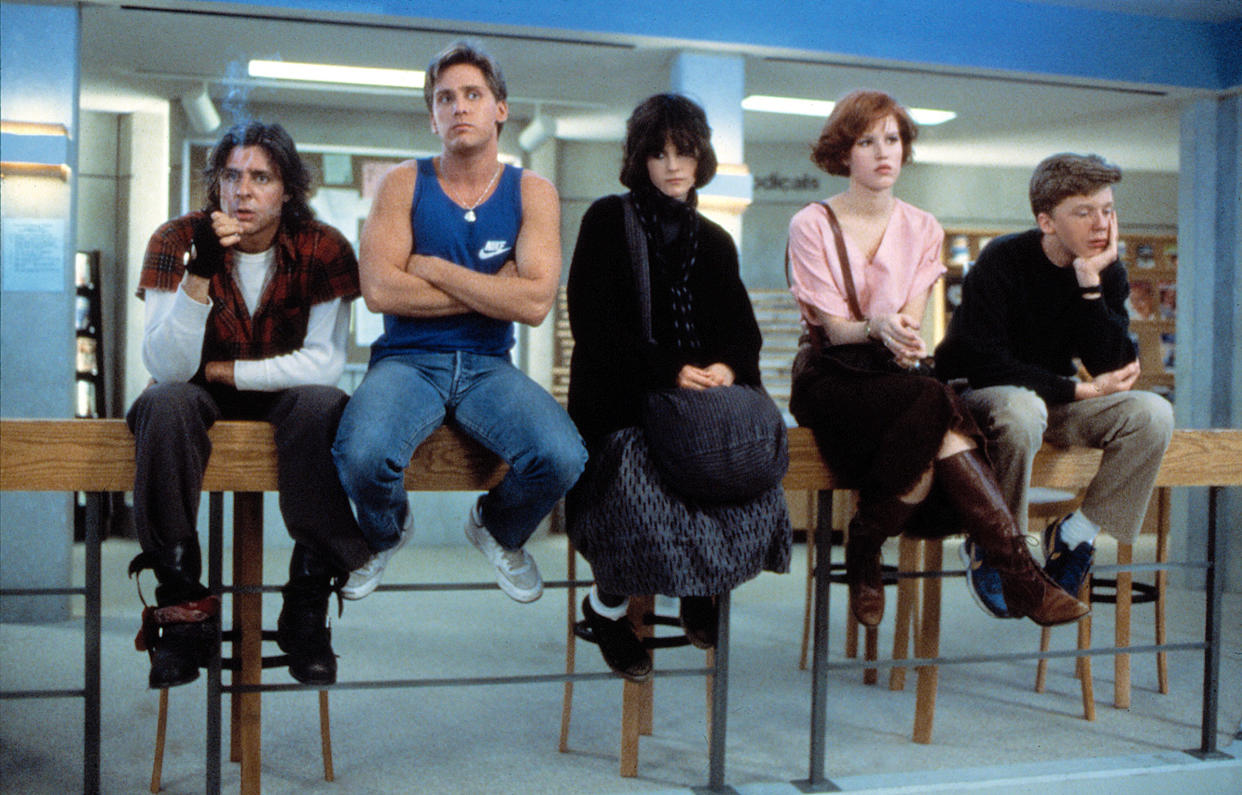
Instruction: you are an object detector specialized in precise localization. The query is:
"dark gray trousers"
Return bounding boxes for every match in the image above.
[126,381,372,581]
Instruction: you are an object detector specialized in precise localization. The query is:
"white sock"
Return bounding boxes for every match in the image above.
[589,586,629,621]
[1058,510,1101,548]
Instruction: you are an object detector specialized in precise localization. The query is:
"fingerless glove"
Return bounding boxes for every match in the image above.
[186,214,225,279]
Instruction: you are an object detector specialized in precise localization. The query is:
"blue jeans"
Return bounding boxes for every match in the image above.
[332,352,586,551]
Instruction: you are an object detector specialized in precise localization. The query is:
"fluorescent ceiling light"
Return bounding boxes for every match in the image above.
[742,95,956,126]
[248,59,424,89]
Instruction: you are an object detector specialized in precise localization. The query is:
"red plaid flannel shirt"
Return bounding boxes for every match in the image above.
[138,211,360,366]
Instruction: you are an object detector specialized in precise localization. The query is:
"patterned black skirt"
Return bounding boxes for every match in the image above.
[566,427,791,597]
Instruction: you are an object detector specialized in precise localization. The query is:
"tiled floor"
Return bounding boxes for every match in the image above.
[1,533,1239,794]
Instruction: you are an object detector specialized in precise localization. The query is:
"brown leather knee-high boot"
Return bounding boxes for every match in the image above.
[847,492,920,627]
[934,450,1089,627]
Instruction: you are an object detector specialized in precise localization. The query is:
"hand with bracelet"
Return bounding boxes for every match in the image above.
[866,311,927,368]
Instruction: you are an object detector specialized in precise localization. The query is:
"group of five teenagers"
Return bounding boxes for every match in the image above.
[565,94,791,680]
[129,36,1167,695]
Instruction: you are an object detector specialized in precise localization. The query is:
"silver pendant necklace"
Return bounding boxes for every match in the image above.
[456,164,502,223]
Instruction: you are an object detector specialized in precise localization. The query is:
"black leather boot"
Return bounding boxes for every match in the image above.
[131,542,220,689]
[934,450,1090,627]
[277,546,340,686]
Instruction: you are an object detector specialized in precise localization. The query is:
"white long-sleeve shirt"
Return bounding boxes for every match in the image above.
[141,266,350,390]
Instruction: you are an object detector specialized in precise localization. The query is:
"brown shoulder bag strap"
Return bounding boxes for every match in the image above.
[817,201,865,322]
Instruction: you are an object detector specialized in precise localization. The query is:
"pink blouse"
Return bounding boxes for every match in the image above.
[787,199,945,326]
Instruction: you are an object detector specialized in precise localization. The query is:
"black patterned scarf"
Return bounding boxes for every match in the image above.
[630,186,701,352]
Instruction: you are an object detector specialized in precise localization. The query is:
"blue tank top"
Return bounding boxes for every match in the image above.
[370,158,522,362]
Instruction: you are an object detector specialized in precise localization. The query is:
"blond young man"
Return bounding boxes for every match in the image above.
[935,153,1173,615]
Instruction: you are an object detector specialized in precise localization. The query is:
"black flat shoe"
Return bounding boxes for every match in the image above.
[581,597,652,682]
[679,595,718,650]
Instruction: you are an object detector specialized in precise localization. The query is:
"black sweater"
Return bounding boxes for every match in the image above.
[934,229,1136,404]
[566,194,763,450]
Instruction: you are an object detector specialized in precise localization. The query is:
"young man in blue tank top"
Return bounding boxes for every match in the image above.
[332,41,587,603]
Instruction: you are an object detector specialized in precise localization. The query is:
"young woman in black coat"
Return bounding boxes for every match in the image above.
[566,94,790,680]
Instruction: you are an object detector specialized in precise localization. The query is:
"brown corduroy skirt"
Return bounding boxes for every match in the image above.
[789,343,988,536]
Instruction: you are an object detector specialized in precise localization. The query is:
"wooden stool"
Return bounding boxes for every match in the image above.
[1035,487,1171,713]
[150,685,332,792]
[797,490,906,688]
[896,489,1088,742]
[559,544,718,777]
[149,627,335,792]
[851,534,944,743]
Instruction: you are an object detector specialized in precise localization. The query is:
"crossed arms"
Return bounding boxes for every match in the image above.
[357,161,561,327]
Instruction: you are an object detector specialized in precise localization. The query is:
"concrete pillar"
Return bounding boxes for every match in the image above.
[0,3,81,621]
[1173,93,1241,591]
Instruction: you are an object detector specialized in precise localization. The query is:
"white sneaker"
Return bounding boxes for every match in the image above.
[463,500,543,603]
[341,505,413,600]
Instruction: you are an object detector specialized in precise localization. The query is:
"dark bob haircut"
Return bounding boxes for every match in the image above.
[424,40,508,133]
[1028,153,1122,218]
[810,89,917,177]
[203,121,314,228]
[619,93,718,192]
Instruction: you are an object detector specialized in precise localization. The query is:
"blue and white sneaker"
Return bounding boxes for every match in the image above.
[958,538,1011,618]
[1042,516,1095,597]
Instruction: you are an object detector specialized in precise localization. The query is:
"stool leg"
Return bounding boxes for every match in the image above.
[635,597,655,736]
[1035,627,1051,693]
[621,678,643,778]
[912,540,942,744]
[889,537,918,691]
[799,491,816,671]
[620,595,655,777]
[1156,488,1170,694]
[863,625,879,685]
[845,611,860,659]
[1115,543,1133,709]
[150,687,169,793]
[233,493,264,795]
[1077,577,1096,721]
[318,690,333,782]
[559,541,578,753]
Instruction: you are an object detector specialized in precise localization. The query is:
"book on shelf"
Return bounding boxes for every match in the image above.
[1160,332,1175,370]
[1158,281,1176,320]
[1128,278,1157,320]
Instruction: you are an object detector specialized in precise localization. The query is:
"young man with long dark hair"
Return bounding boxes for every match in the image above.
[129,121,370,688]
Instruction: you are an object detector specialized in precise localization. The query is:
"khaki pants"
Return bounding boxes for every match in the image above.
[959,386,1173,544]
